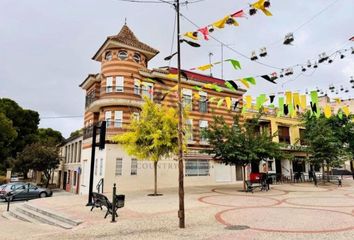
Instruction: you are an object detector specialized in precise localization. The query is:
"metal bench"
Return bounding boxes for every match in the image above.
[91,192,125,218]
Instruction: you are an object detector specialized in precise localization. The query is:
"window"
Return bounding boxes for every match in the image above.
[114,111,123,128]
[199,120,208,143]
[115,158,123,176]
[118,50,128,60]
[78,141,82,162]
[199,93,208,113]
[134,79,141,95]
[185,160,209,176]
[142,83,153,100]
[68,170,71,184]
[267,161,273,171]
[132,112,140,121]
[278,126,290,144]
[105,51,112,61]
[105,111,112,128]
[185,119,193,142]
[106,77,113,93]
[131,159,137,175]
[115,76,124,92]
[182,89,192,108]
[99,158,103,176]
[299,129,306,145]
[94,159,98,176]
[133,53,141,63]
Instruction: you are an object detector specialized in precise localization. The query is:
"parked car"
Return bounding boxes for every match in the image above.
[10,174,24,182]
[0,182,52,201]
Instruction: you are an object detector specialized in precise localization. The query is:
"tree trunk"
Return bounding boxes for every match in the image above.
[326,163,330,182]
[321,162,325,182]
[44,171,50,188]
[154,161,157,195]
[22,171,28,180]
[242,165,246,192]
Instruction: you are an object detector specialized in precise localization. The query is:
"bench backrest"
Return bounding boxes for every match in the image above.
[93,192,125,209]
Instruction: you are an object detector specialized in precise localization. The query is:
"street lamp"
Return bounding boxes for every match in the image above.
[164,40,200,61]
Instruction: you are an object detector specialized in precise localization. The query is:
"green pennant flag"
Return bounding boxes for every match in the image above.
[226,59,241,70]
[310,91,318,104]
[225,81,236,91]
[212,84,223,92]
[338,109,343,120]
[217,98,224,107]
[256,94,267,110]
[244,77,256,85]
[241,106,246,114]
[278,97,284,117]
[193,86,202,91]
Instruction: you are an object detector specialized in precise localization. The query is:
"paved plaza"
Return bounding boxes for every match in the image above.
[1,180,354,240]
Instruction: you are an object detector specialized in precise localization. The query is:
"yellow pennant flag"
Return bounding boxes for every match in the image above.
[194,93,200,101]
[240,79,250,88]
[225,97,231,110]
[324,105,332,118]
[300,95,307,110]
[342,106,350,116]
[293,93,300,109]
[245,96,252,109]
[170,84,178,92]
[197,64,213,71]
[204,83,213,89]
[167,74,178,79]
[212,16,229,29]
[252,0,273,16]
[285,91,292,105]
[184,32,198,40]
[334,98,341,104]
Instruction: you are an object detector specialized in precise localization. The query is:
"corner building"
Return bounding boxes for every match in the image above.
[79,25,245,194]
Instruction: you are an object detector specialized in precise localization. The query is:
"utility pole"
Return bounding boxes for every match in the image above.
[176,0,185,229]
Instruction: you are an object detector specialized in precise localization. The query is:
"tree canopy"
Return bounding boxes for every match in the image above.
[113,98,179,195]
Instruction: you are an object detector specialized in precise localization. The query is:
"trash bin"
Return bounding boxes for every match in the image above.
[116,194,125,208]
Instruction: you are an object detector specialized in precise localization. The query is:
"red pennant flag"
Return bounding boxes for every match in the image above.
[198,27,209,40]
[231,10,246,18]
[349,36,354,41]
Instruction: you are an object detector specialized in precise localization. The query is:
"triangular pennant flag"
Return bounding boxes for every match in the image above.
[184,32,198,40]
[226,59,241,70]
[349,36,354,41]
[278,97,284,116]
[241,105,247,114]
[204,83,213,89]
[227,81,238,90]
[285,91,292,105]
[300,95,307,110]
[289,104,296,118]
[198,26,209,40]
[269,95,275,103]
[225,81,236,91]
[252,0,273,16]
[245,96,252,109]
[261,75,276,84]
[208,96,216,103]
[338,110,343,119]
[217,98,225,108]
[233,100,239,110]
[244,77,256,85]
[293,93,300,110]
[225,97,231,110]
[342,106,350,116]
[324,105,332,118]
[231,10,246,18]
[256,94,267,110]
[212,84,223,92]
[194,93,200,101]
[284,104,289,115]
[240,79,250,88]
[193,86,202,91]
[212,16,229,29]
[197,64,213,71]
[334,98,341,104]
[310,91,319,105]
[167,74,178,79]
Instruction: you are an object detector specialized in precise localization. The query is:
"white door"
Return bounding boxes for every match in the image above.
[215,162,232,182]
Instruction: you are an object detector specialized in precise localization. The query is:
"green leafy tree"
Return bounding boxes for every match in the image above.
[69,129,82,138]
[17,143,60,187]
[302,112,348,181]
[37,128,64,146]
[0,113,18,171]
[0,98,39,161]
[203,114,283,191]
[113,99,179,195]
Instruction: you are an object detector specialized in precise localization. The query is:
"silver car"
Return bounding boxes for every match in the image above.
[0,182,53,201]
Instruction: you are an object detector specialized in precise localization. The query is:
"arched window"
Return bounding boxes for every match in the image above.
[118,50,128,60]
[105,51,112,61]
[133,53,141,63]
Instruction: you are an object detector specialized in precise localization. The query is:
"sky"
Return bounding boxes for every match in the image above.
[0,0,353,138]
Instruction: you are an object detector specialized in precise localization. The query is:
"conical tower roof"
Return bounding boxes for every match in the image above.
[108,24,159,55]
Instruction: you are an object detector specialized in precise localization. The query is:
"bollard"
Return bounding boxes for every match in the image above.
[7,197,10,212]
[111,183,116,223]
